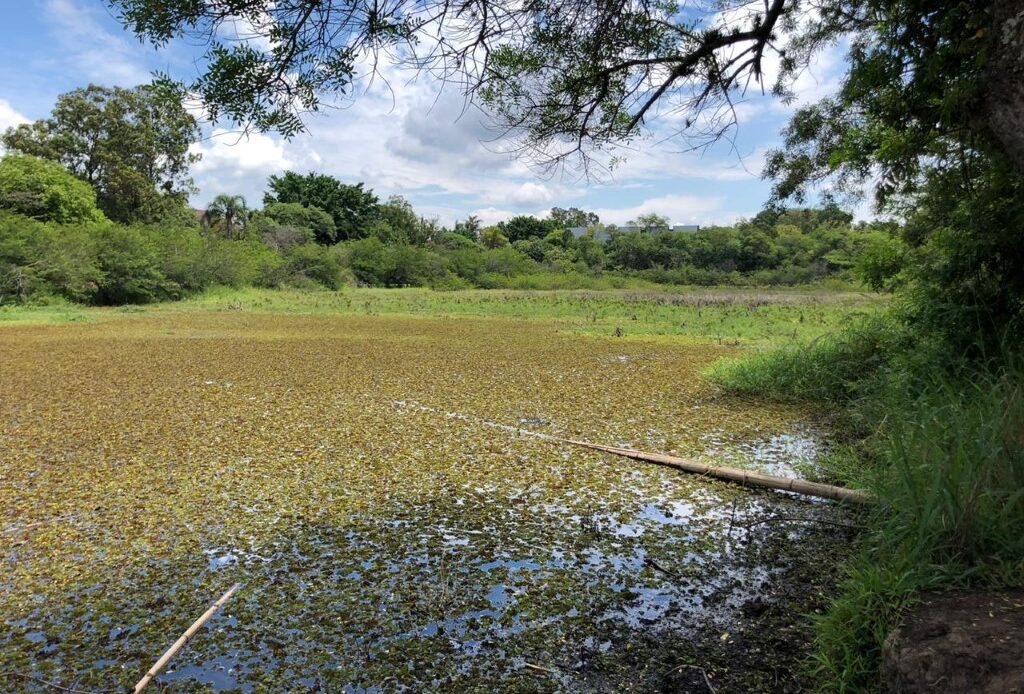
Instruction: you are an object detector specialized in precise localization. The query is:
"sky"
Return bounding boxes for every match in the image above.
[0,0,851,227]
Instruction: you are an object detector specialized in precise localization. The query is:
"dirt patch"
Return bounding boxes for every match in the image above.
[882,589,1024,693]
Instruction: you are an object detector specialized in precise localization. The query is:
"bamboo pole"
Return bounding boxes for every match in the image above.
[133,583,241,694]
[555,438,874,505]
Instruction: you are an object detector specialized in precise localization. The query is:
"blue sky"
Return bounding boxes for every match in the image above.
[0,0,850,227]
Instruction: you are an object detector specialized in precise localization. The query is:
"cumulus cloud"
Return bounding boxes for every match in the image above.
[44,0,153,85]
[192,129,293,175]
[0,100,29,154]
[593,193,728,226]
[189,129,297,205]
[0,99,28,133]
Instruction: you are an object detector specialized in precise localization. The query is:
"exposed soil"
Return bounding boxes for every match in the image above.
[882,590,1024,693]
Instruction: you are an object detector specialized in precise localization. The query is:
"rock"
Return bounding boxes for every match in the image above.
[881,590,1024,693]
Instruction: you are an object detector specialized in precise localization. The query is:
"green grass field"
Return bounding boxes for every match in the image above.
[1,286,885,344]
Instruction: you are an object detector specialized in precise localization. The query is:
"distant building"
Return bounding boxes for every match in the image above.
[567,226,611,241]
[567,223,700,240]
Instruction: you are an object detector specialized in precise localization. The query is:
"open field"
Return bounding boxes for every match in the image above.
[1,285,885,342]
[0,290,876,691]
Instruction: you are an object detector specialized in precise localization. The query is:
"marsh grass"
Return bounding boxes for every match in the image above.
[706,316,904,404]
[0,285,883,344]
[710,318,1024,691]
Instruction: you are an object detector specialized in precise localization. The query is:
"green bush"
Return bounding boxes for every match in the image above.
[0,154,105,224]
[279,243,346,289]
[90,224,178,304]
[346,237,447,287]
[0,212,102,303]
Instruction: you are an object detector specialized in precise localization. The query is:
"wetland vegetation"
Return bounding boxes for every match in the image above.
[3,0,1024,690]
[1,292,874,692]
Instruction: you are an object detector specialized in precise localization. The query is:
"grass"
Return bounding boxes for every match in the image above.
[0,298,92,325]
[0,285,886,344]
[705,316,905,405]
[708,314,1024,691]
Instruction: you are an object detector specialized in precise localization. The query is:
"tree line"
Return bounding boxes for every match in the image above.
[0,85,903,305]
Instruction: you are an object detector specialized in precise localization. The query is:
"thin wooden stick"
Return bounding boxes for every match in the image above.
[133,584,240,694]
[524,662,557,675]
[665,664,717,693]
[557,438,874,505]
[391,399,873,505]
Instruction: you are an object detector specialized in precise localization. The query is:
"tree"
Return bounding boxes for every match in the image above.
[498,215,551,243]
[112,0,1024,341]
[204,195,249,240]
[264,172,378,242]
[377,195,432,245]
[478,226,509,249]
[629,213,670,233]
[0,155,105,224]
[549,207,599,229]
[452,215,482,241]
[262,202,336,245]
[112,0,1024,178]
[2,84,199,223]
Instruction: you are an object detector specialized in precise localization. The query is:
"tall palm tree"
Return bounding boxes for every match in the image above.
[204,194,249,239]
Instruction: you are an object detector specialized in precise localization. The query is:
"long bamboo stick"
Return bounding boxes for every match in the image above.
[391,399,873,505]
[556,438,874,505]
[133,583,241,694]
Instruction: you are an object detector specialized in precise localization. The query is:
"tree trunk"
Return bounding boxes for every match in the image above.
[986,0,1024,172]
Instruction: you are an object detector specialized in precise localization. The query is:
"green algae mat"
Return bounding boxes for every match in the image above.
[0,310,858,692]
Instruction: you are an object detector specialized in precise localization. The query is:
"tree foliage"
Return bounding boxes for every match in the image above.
[264,171,378,242]
[1,85,199,224]
[262,201,337,245]
[0,155,105,224]
[550,207,599,228]
[498,215,553,243]
[204,194,250,239]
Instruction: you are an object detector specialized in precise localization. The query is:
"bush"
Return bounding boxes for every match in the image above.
[345,237,447,287]
[261,202,336,245]
[279,243,346,289]
[0,154,105,224]
[90,224,178,304]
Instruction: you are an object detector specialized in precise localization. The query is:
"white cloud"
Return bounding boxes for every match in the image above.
[0,100,29,154]
[192,129,293,175]
[0,99,28,132]
[507,182,554,206]
[593,193,729,226]
[44,0,153,85]
[189,129,296,205]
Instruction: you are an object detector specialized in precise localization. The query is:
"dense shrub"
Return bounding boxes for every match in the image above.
[278,243,346,289]
[346,237,448,287]
[0,155,105,224]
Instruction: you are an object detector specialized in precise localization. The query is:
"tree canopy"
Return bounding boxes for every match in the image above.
[264,171,379,242]
[1,84,199,224]
[110,1,1022,175]
[262,201,337,245]
[0,154,105,224]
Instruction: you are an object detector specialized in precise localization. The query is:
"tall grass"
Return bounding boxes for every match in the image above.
[706,316,904,404]
[709,319,1024,691]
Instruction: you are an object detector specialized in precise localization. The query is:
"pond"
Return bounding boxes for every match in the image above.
[0,312,857,692]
